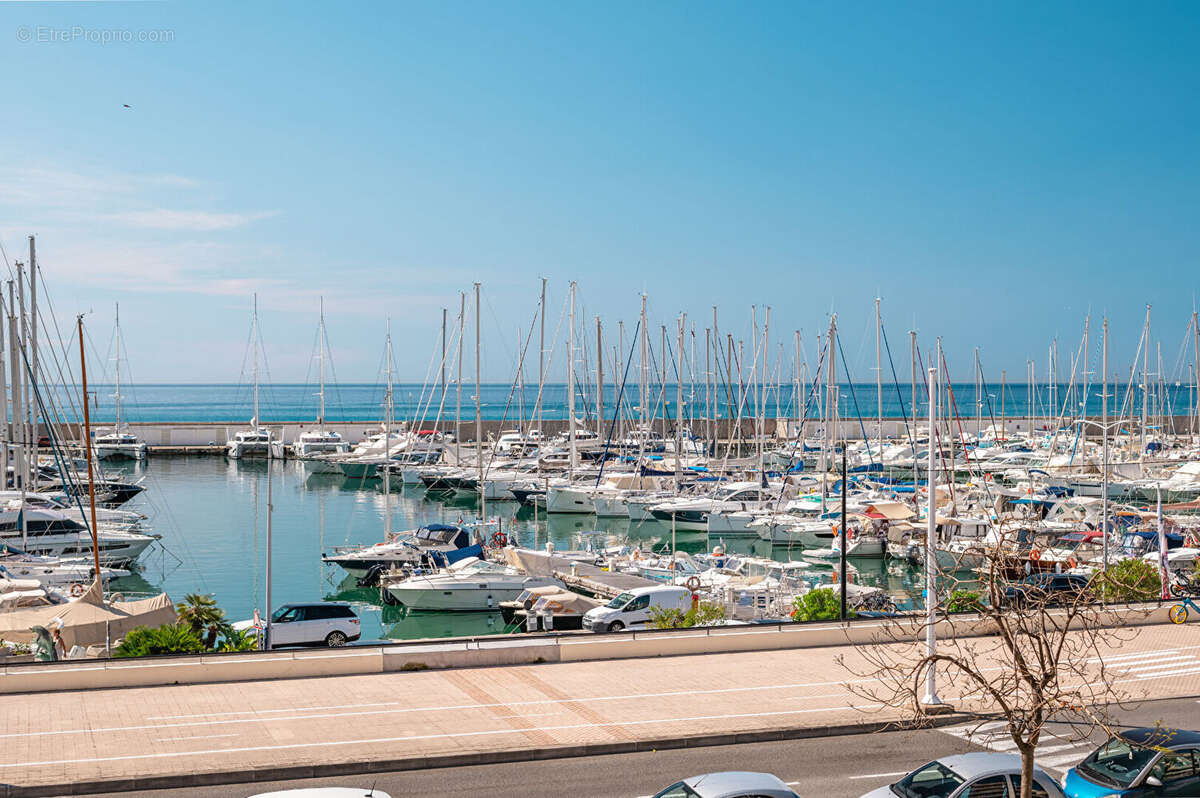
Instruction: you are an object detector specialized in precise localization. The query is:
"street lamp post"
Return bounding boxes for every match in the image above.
[923,366,941,708]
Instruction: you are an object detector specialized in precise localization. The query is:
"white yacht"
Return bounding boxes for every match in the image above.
[382,557,563,611]
[227,428,273,459]
[272,299,352,461]
[94,430,147,461]
[650,481,775,532]
[0,507,155,567]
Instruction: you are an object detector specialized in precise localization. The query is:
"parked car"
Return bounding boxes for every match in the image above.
[250,789,390,797]
[859,752,1065,798]
[234,602,361,647]
[1002,573,1092,608]
[653,771,799,798]
[582,585,692,632]
[1063,727,1200,797]
[250,790,389,797]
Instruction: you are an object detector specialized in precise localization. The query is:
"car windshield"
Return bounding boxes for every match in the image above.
[606,592,635,609]
[891,761,965,798]
[652,782,702,798]
[1076,737,1160,788]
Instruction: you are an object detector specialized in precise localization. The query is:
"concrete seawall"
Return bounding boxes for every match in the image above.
[42,415,1192,448]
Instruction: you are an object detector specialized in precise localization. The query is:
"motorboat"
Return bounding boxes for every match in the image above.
[382,557,563,611]
[0,507,155,567]
[322,523,481,582]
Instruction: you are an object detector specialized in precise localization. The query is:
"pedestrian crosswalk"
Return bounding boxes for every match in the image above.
[1089,648,1200,681]
[938,721,1098,774]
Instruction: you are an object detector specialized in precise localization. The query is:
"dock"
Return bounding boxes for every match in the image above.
[508,549,657,599]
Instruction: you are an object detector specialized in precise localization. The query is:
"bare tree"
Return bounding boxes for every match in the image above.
[840,520,1156,798]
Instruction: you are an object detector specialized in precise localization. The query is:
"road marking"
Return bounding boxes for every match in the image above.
[169,734,240,741]
[144,679,878,721]
[0,704,886,770]
[848,771,908,780]
[937,723,1095,774]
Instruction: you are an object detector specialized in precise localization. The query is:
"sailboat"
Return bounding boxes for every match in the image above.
[93,304,147,461]
[271,299,350,460]
[226,295,273,459]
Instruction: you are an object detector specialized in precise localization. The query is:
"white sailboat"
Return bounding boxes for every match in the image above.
[93,304,147,461]
[227,294,274,459]
[272,298,350,459]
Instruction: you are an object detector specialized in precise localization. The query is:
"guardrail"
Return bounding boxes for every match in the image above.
[0,601,1174,695]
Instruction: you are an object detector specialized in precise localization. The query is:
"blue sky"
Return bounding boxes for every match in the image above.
[2,1,1199,386]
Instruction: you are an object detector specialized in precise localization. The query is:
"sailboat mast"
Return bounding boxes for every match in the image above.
[252,294,260,432]
[567,281,577,475]
[27,237,37,475]
[760,306,770,482]
[77,316,102,590]
[474,282,483,521]
[384,319,393,539]
[456,292,464,464]
[114,302,122,432]
[538,277,546,440]
[317,298,326,426]
[675,315,684,491]
[875,297,882,462]
[596,316,603,439]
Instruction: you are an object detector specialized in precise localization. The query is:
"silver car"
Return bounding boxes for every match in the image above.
[859,752,1066,798]
[654,771,800,798]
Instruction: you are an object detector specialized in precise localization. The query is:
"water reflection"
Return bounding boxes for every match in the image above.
[99,456,962,641]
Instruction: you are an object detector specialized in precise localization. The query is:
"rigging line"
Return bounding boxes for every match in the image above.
[481,306,541,477]
[595,320,641,487]
[880,324,916,460]
[835,333,873,464]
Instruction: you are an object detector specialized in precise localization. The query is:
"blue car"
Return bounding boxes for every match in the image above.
[1063,727,1200,797]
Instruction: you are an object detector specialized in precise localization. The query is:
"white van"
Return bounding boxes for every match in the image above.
[581,585,692,632]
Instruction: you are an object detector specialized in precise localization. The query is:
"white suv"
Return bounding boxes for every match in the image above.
[235,602,361,648]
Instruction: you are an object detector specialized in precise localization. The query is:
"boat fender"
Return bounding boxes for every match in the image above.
[1066,557,1077,569]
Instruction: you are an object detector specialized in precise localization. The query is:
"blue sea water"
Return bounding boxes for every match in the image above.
[52,381,1198,424]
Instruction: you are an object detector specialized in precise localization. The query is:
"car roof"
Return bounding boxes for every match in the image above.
[284,602,353,609]
[935,752,1051,779]
[1120,727,1200,748]
[684,771,792,796]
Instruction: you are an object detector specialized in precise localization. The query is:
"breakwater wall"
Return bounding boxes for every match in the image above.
[39,416,1198,448]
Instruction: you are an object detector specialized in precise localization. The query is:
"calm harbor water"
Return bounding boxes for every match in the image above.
[49,381,1193,425]
[101,456,933,643]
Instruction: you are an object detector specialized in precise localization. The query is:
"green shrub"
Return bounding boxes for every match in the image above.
[647,601,727,629]
[114,624,206,658]
[1097,558,1161,602]
[790,588,851,622]
[216,626,258,653]
[946,589,983,613]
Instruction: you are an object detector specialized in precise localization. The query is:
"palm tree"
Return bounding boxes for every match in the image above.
[175,593,226,650]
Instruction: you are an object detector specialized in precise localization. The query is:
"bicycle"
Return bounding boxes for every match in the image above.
[1168,596,1200,624]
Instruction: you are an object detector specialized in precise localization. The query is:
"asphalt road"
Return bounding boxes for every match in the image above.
[76,696,1200,798]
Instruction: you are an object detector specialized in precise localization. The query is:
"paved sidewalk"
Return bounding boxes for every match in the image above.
[0,623,1197,796]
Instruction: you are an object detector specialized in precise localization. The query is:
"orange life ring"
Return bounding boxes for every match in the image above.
[69,583,85,597]
[1030,549,1042,562]
[490,531,508,548]
[685,576,701,592]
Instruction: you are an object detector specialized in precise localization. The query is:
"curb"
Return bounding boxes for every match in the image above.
[0,713,970,797]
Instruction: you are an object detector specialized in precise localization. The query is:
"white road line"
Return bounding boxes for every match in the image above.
[5,687,870,741]
[1089,649,1178,663]
[848,771,908,780]
[169,734,240,741]
[0,703,885,770]
[1120,659,1200,673]
[1112,655,1196,669]
[145,681,875,721]
[1133,666,1200,680]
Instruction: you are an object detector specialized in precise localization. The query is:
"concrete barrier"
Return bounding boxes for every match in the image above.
[0,602,1173,695]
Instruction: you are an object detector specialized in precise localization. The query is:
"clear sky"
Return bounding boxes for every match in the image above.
[2,1,1198,386]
